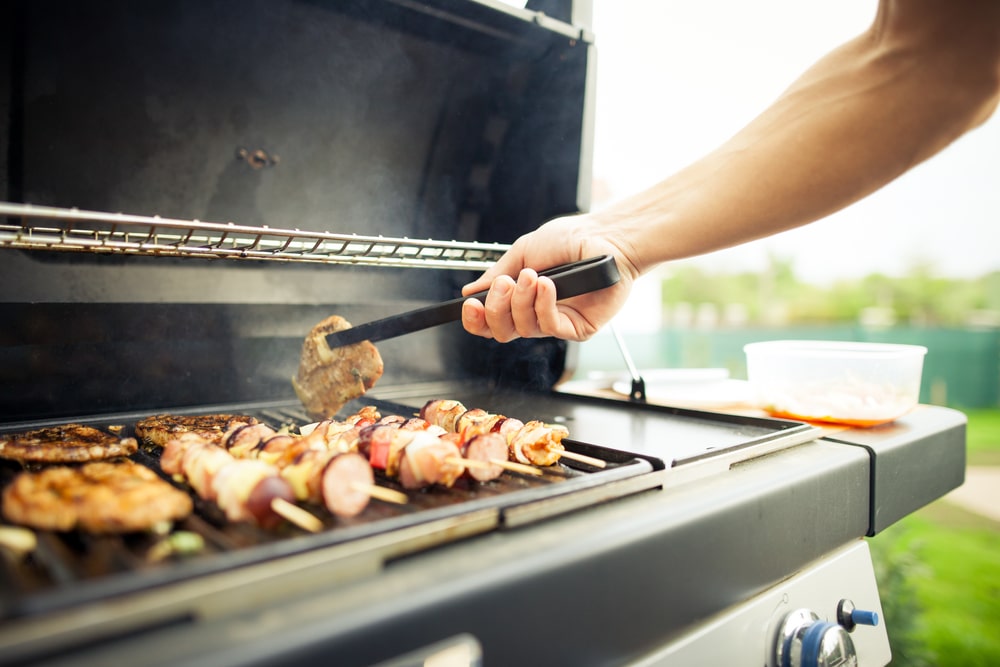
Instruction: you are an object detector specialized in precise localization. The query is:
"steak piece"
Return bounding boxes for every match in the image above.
[292,315,384,420]
[2,460,193,533]
[135,414,259,447]
[0,424,138,463]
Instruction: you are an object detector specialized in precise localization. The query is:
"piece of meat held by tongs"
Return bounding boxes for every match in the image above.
[293,256,620,419]
[293,315,385,420]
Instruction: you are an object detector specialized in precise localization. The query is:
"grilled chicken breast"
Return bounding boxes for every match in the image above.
[2,461,193,533]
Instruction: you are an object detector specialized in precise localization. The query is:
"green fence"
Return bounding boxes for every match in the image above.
[574,326,1000,409]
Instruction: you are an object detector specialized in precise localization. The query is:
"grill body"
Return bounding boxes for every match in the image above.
[0,2,967,666]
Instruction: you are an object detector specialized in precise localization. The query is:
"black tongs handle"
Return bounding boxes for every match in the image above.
[324,255,620,349]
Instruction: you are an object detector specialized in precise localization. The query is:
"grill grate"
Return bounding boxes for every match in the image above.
[0,398,659,627]
[0,202,510,270]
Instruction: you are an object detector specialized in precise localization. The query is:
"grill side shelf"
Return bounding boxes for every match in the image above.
[0,202,509,270]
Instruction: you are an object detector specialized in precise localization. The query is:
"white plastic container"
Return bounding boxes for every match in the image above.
[743,340,927,426]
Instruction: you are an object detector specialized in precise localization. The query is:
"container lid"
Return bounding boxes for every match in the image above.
[743,340,927,359]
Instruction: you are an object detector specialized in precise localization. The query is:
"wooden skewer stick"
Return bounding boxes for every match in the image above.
[449,456,545,476]
[299,422,321,437]
[270,497,324,533]
[446,456,545,477]
[558,449,607,468]
[351,482,409,505]
[489,458,543,476]
[446,456,495,471]
[445,455,545,478]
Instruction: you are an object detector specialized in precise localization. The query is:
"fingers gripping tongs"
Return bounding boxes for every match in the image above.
[323,255,620,349]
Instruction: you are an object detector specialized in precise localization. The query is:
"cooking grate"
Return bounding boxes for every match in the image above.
[0,397,660,625]
[0,202,509,270]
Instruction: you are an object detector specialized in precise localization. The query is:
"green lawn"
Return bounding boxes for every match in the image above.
[868,408,1000,666]
[965,408,1000,465]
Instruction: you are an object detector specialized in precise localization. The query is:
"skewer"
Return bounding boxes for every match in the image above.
[489,458,543,476]
[447,456,494,471]
[446,456,544,477]
[421,400,607,470]
[351,482,409,505]
[558,449,607,468]
[446,456,544,478]
[270,497,324,533]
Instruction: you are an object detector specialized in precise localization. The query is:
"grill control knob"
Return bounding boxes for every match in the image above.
[774,609,858,667]
[837,599,879,631]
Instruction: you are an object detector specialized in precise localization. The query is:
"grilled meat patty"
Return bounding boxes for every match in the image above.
[292,315,384,420]
[0,424,138,463]
[135,414,259,447]
[1,460,193,533]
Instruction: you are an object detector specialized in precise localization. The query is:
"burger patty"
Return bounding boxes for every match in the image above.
[1,460,193,533]
[0,424,138,464]
[292,315,384,420]
[135,414,259,447]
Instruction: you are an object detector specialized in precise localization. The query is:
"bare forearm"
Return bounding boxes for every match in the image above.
[460,0,999,343]
[603,0,1000,276]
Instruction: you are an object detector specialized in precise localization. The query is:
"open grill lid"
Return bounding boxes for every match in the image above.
[0,0,597,423]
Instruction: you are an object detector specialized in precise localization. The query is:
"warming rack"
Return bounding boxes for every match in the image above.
[0,202,510,270]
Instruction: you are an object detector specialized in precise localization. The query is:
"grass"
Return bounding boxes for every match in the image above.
[868,407,1000,666]
[965,408,1000,465]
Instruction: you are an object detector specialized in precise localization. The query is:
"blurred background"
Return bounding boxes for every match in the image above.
[590,1,999,288]
[575,3,1000,665]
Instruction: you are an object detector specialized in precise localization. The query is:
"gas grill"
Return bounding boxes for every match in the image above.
[0,1,966,666]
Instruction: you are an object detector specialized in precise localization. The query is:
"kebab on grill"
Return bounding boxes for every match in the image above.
[160,433,301,528]
[236,425,383,517]
[356,419,465,489]
[214,409,403,514]
[420,399,605,468]
[421,399,564,466]
[354,414,522,486]
[282,410,472,490]
[221,406,505,491]
[224,409,458,494]
[236,405,381,465]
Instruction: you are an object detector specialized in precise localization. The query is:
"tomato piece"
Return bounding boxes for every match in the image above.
[368,438,389,470]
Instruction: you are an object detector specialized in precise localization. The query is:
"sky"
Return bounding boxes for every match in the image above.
[588,1,1000,286]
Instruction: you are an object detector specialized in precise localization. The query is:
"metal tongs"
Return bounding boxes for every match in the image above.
[323,255,620,349]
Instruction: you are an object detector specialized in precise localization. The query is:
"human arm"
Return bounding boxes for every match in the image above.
[461,0,1000,342]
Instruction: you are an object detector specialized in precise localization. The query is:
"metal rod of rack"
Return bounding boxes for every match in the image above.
[0,202,510,270]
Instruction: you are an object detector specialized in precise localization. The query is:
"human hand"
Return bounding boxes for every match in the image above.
[460,213,638,342]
